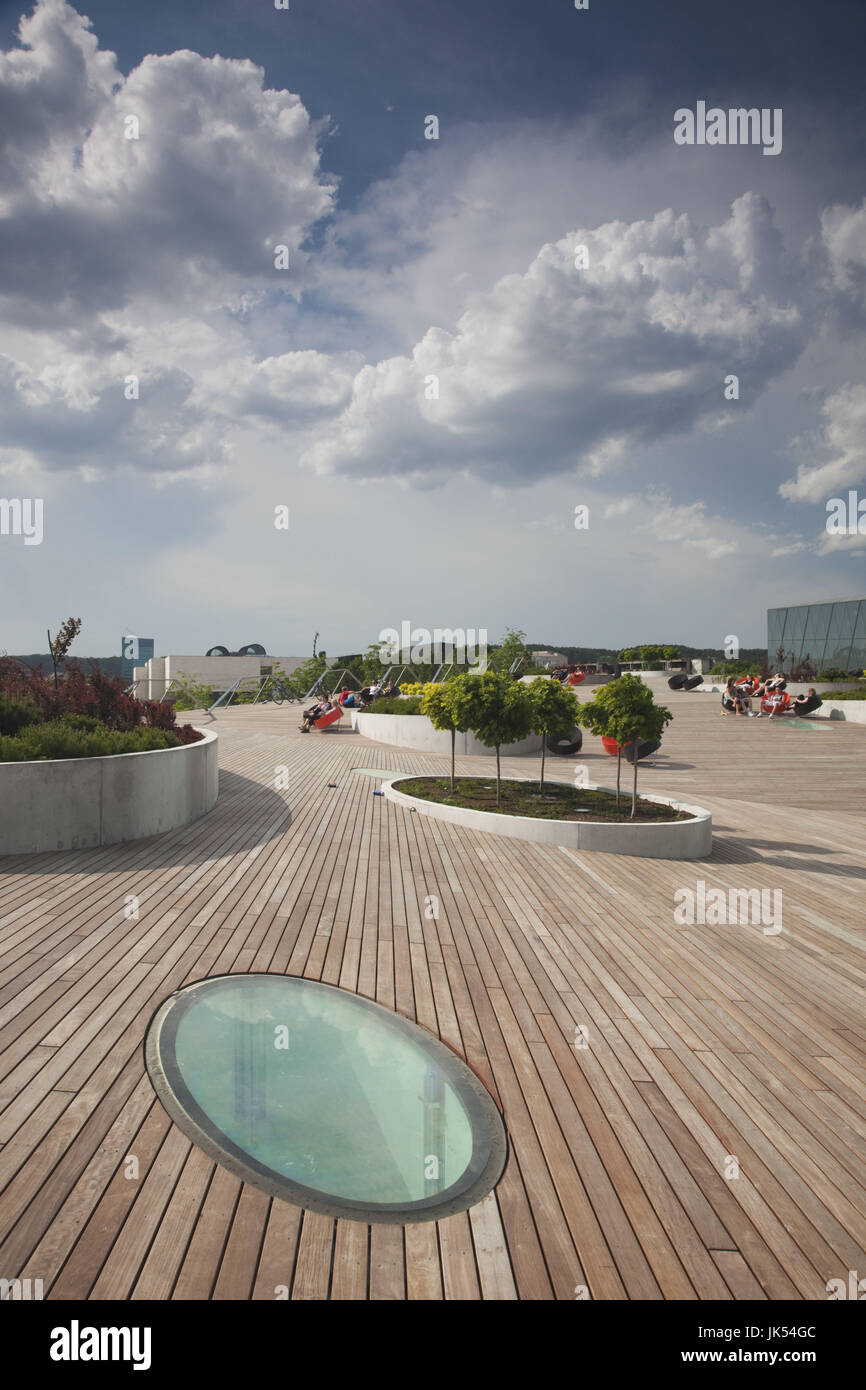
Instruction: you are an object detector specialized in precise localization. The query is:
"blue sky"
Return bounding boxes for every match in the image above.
[0,0,864,659]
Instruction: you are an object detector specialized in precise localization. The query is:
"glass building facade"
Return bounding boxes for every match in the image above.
[767,598,866,673]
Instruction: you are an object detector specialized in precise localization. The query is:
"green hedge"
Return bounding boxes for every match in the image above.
[0,721,183,762]
[820,689,866,700]
[360,697,423,715]
[0,697,40,736]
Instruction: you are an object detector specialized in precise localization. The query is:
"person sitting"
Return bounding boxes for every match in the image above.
[763,673,788,694]
[378,679,399,699]
[734,674,759,712]
[757,688,792,718]
[337,687,359,708]
[300,695,333,731]
[721,677,749,716]
[790,687,823,716]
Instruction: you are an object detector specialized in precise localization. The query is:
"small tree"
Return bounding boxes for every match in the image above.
[489,627,529,676]
[422,682,471,792]
[577,674,672,817]
[451,672,533,807]
[527,678,578,794]
[47,617,82,689]
[575,688,620,801]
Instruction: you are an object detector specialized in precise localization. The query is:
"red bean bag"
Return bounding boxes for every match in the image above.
[567,670,586,685]
[601,736,620,756]
[315,707,344,731]
[761,692,790,714]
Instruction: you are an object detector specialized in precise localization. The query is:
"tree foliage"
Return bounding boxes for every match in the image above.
[451,671,533,806]
[422,682,473,791]
[576,674,672,816]
[527,677,578,792]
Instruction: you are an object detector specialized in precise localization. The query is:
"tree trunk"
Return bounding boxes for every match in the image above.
[539,731,546,794]
[496,745,501,807]
[631,741,639,819]
[615,746,622,804]
[450,727,456,793]
[48,627,57,690]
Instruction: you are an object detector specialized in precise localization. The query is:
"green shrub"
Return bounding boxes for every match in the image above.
[0,721,183,762]
[818,668,854,683]
[0,696,40,736]
[60,712,103,732]
[709,660,755,677]
[362,697,423,715]
[819,688,866,700]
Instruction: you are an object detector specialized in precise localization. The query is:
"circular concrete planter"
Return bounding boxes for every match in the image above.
[382,776,712,859]
[351,710,543,756]
[0,727,219,855]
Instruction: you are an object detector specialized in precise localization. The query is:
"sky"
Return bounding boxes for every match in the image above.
[0,0,864,660]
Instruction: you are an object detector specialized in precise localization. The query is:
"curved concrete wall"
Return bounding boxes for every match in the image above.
[383,777,712,859]
[350,711,544,756]
[0,728,218,855]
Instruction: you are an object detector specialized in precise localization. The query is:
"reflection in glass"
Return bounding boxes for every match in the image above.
[146,975,506,1222]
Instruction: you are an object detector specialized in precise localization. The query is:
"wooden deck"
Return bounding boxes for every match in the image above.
[0,693,864,1300]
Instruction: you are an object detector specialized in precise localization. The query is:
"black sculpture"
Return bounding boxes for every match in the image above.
[206,643,267,657]
[545,727,583,756]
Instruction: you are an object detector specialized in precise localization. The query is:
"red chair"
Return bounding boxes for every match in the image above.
[567,670,586,686]
[761,692,790,715]
[601,736,620,756]
[315,707,344,731]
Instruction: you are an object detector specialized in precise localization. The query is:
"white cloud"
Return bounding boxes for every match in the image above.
[779,383,866,503]
[821,197,866,315]
[301,195,808,486]
[0,0,336,331]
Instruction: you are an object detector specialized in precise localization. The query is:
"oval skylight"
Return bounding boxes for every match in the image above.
[144,974,507,1223]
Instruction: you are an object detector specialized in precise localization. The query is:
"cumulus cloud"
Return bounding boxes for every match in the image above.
[0,0,336,331]
[821,197,866,319]
[0,352,232,477]
[0,0,351,477]
[301,194,808,485]
[779,383,866,503]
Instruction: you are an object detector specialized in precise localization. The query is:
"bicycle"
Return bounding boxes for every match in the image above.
[263,680,298,706]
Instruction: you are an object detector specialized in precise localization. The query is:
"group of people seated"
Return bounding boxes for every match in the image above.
[551,665,585,686]
[298,678,401,731]
[721,673,823,719]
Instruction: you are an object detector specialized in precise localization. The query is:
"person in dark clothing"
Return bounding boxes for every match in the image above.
[300,695,332,731]
[790,688,823,716]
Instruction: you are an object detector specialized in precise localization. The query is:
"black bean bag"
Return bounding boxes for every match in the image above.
[684,674,704,690]
[667,673,687,689]
[623,738,661,763]
[545,727,583,756]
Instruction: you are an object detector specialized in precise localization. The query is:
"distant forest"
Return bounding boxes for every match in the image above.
[7,641,769,679]
[526,643,768,666]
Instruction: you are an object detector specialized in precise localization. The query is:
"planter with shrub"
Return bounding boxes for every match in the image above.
[0,658,216,854]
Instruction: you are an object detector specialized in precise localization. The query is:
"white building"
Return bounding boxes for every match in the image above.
[531,649,568,667]
[132,653,313,701]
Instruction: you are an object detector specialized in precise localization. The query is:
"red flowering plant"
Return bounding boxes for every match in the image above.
[0,657,202,744]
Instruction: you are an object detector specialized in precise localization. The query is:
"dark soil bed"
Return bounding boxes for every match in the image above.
[395,777,695,823]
